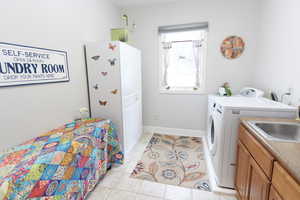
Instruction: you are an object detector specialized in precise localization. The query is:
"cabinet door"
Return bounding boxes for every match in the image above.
[269,186,283,200]
[123,95,142,156]
[235,141,250,200]
[248,158,270,200]
[272,162,300,200]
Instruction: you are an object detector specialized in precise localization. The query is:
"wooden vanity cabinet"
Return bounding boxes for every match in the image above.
[247,157,270,200]
[272,162,300,200]
[235,124,300,200]
[236,140,270,200]
[236,141,250,200]
[269,186,283,200]
[238,125,274,178]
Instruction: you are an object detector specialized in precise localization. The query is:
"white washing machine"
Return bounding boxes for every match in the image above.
[207,95,223,156]
[207,91,297,189]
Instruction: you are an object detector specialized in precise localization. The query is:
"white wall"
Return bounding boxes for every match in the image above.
[254,0,300,105]
[123,0,260,130]
[0,0,120,150]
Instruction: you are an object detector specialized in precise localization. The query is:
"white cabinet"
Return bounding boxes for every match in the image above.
[85,41,142,157]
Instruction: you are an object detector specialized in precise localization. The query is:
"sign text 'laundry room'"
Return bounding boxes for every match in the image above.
[0,42,69,87]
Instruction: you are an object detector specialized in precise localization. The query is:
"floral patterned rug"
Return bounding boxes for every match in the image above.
[130,133,211,191]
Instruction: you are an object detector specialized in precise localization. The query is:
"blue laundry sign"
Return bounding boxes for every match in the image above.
[0,42,69,87]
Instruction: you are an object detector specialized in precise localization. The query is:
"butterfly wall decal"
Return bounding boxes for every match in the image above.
[101,72,108,76]
[91,55,100,61]
[108,58,117,66]
[99,100,108,106]
[109,43,117,51]
[111,89,118,94]
[93,84,99,90]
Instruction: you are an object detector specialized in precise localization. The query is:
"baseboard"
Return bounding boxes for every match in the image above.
[143,126,205,137]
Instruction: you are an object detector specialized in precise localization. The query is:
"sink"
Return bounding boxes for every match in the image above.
[249,121,300,143]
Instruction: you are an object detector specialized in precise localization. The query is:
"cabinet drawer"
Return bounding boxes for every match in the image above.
[239,125,274,179]
[272,162,300,200]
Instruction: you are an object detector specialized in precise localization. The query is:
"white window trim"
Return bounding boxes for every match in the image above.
[158,31,208,95]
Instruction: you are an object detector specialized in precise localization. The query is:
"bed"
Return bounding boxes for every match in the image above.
[0,118,123,200]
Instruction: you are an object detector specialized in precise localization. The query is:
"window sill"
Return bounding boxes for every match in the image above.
[159,88,206,95]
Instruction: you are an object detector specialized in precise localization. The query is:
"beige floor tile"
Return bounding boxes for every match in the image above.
[109,164,126,173]
[88,186,111,200]
[126,149,144,162]
[164,185,193,200]
[140,132,153,140]
[106,189,137,200]
[138,180,166,198]
[115,173,144,193]
[110,160,138,173]
[219,194,237,200]
[132,143,148,154]
[124,160,140,173]
[136,194,163,200]
[192,189,223,200]
[98,170,123,188]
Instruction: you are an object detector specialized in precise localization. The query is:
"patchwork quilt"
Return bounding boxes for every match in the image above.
[0,118,123,200]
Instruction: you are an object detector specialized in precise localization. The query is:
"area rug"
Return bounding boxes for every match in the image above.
[130,133,211,191]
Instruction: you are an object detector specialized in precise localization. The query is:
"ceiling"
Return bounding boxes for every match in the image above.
[111,0,180,7]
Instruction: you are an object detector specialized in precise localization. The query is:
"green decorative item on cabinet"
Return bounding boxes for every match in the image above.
[224,82,232,96]
[219,82,232,96]
[111,28,129,43]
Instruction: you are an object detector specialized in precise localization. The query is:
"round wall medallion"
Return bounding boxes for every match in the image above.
[221,36,245,59]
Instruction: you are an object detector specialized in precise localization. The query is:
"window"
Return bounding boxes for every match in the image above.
[159,22,208,94]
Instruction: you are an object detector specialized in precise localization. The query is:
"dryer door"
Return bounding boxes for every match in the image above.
[208,114,217,156]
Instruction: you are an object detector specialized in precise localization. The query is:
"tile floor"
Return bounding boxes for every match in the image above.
[89,133,237,200]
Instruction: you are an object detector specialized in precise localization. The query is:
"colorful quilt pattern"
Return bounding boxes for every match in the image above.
[0,118,123,200]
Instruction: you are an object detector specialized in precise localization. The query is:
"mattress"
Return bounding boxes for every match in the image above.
[0,118,123,199]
